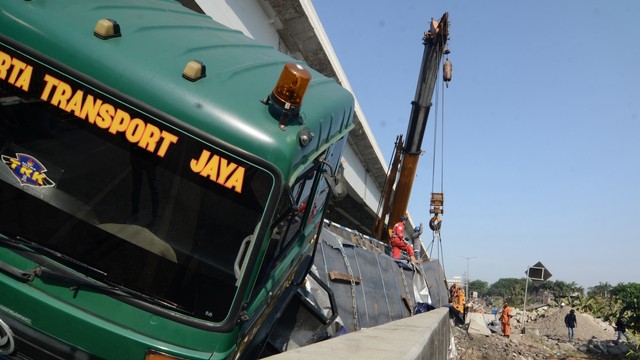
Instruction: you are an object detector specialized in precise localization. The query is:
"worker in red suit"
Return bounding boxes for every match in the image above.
[391,215,417,263]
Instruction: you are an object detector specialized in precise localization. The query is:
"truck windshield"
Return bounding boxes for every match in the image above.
[0,94,274,323]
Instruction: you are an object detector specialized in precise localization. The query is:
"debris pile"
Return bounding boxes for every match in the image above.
[453,305,638,359]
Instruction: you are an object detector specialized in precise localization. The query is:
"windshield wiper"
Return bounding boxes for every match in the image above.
[34,266,120,295]
[0,233,188,314]
[0,233,107,278]
[0,259,35,282]
[34,265,189,314]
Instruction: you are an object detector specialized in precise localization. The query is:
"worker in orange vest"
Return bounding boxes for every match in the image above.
[500,302,513,338]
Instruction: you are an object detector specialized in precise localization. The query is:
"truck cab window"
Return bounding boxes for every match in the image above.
[0,92,274,323]
[252,160,322,295]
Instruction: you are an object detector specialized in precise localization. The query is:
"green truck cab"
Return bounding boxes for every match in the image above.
[0,1,353,359]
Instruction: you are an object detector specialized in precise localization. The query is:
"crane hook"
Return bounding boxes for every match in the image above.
[429,214,442,231]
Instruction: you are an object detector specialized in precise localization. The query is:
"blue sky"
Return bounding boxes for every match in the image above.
[312,0,640,289]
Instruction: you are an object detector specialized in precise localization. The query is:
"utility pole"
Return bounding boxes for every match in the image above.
[523,267,530,334]
[460,256,476,301]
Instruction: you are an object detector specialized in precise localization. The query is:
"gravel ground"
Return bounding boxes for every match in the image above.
[524,307,615,343]
[453,306,635,360]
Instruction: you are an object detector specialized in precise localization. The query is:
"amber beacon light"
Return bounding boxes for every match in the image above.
[263,63,311,130]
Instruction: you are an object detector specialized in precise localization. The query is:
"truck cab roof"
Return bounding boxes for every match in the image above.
[1,0,354,182]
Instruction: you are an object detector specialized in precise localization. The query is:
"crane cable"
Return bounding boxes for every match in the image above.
[429,51,449,234]
[426,46,450,280]
[431,64,444,199]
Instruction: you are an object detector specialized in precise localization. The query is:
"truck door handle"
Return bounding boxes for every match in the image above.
[234,235,252,280]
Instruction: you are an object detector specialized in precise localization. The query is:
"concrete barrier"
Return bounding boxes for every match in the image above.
[466,312,491,336]
[267,307,451,360]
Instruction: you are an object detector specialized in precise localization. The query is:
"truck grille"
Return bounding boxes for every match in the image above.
[0,315,95,360]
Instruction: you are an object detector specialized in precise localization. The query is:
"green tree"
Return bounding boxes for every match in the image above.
[572,295,594,313]
[545,280,583,297]
[611,282,640,332]
[587,296,609,319]
[468,280,489,296]
[588,282,613,298]
[487,278,527,306]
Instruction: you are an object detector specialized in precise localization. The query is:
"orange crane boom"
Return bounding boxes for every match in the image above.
[376,13,450,241]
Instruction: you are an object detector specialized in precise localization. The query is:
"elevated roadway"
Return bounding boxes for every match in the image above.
[182,0,421,237]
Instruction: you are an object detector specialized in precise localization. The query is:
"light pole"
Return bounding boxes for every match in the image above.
[460,256,476,301]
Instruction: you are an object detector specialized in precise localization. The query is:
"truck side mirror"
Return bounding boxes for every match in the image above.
[323,165,347,200]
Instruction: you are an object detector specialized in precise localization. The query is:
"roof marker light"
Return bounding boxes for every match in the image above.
[261,63,311,130]
[94,19,121,40]
[182,60,206,82]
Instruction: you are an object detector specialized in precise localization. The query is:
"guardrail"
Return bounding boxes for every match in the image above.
[268,307,451,360]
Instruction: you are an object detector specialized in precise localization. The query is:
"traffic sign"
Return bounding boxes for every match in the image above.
[526,261,552,282]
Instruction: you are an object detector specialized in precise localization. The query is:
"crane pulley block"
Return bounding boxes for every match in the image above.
[443,59,452,84]
[429,193,444,230]
[430,192,443,205]
[429,192,444,212]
